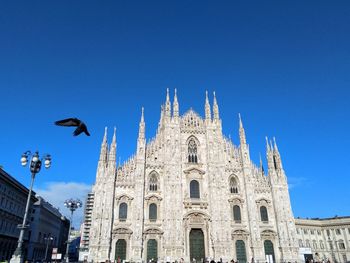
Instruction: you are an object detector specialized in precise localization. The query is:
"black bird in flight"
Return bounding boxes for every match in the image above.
[55,118,91,136]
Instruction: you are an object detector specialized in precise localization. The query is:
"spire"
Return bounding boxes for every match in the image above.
[273,137,279,152]
[109,127,117,161]
[265,136,270,152]
[238,113,246,145]
[173,88,179,118]
[273,137,283,170]
[111,127,116,146]
[103,127,107,144]
[158,104,164,132]
[141,106,144,123]
[138,107,145,140]
[213,91,220,120]
[205,90,211,121]
[165,88,171,118]
[99,127,108,163]
[259,153,265,175]
[266,136,275,172]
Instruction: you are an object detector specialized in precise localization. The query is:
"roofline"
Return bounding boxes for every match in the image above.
[0,167,37,200]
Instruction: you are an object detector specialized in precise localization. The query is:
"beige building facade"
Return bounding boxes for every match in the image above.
[295,217,350,263]
[88,90,299,263]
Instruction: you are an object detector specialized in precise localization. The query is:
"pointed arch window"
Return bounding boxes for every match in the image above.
[119,202,127,220]
[260,206,268,222]
[338,240,346,250]
[188,138,198,163]
[149,173,158,191]
[320,240,324,249]
[298,239,303,247]
[233,205,241,223]
[230,177,238,193]
[190,180,200,198]
[149,203,157,221]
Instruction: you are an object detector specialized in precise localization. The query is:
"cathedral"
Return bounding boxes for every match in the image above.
[88,89,299,263]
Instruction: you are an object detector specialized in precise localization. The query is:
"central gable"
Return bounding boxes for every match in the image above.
[180,109,205,133]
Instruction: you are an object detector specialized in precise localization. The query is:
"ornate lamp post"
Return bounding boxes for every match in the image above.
[44,235,54,262]
[64,198,82,263]
[10,151,52,263]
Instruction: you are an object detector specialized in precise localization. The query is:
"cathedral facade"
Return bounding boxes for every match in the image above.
[88,90,299,263]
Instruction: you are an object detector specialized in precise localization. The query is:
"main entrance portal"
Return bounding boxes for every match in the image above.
[189,229,205,262]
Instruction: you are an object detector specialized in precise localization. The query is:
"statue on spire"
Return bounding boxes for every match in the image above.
[165,88,171,118]
[109,127,117,162]
[238,113,246,145]
[173,88,179,118]
[205,90,211,121]
[213,91,220,120]
[138,107,145,141]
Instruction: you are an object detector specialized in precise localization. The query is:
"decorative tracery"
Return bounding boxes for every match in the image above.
[230,177,239,194]
[149,172,158,191]
[188,138,198,163]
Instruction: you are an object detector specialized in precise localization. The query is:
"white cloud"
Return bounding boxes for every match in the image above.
[288,177,309,189]
[35,182,92,229]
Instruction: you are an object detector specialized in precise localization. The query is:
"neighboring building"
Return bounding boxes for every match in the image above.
[27,196,69,262]
[0,168,70,262]
[0,167,37,261]
[79,192,94,261]
[69,230,81,262]
[88,90,299,262]
[295,216,350,263]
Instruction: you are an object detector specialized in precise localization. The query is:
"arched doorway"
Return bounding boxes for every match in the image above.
[115,239,127,261]
[235,240,247,263]
[264,240,275,263]
[147,239,158,262]
[190,229,205,262]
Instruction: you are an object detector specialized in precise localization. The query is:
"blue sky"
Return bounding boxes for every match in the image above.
[0,1,349,226]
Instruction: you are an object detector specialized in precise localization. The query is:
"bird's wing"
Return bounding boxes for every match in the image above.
[73,126,84,136]
[55,118,80,127]
[84,128,91,136]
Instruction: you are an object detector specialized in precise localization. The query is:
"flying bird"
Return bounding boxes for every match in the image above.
[55,118,90,136]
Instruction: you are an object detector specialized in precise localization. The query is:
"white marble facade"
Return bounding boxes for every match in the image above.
[88,90,299,263]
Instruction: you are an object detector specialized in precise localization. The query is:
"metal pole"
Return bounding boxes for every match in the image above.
[44,237,50,262]
[11,172,36,263]
[65,209,73,263]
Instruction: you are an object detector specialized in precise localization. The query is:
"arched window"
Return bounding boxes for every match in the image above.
[149,173,158,191]
[188,138,198,163]
[313,240,318,249]
[119,202,127,220]
[306,240,310,248]
[230,177,238,193]
[338,240,346,249]
[298,239,303,247]
[320,240,324,249]
[149,203,157,221]
[233,205,241,222]
[260,206,269,222]
[190,180,200,198]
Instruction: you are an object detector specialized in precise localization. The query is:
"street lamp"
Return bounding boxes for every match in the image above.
[10,151,52,263]
[64,198,82,263]
[44,236,54,262]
